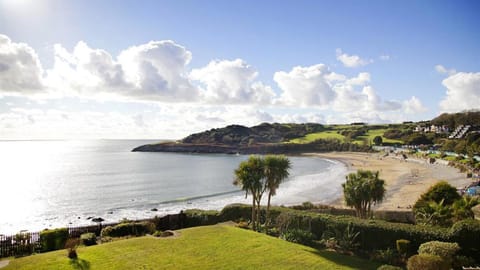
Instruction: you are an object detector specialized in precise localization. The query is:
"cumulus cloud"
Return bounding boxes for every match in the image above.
[439,72,480,112]
[0,34,44,93]
[336,48,372,68]
[403,96,427,114]
[46,40,197,101]
[435,64,456,76]
[274,64,338,107]
[190,59,275,104]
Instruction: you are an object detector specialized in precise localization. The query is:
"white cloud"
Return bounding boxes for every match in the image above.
[190,59,275,104]
[435,64,456,76]
[439,72,480,112]
[46,40,197,101]
[403,96,427,114]
[274,64,337,107]
[336,48,372,68]
[379,55,390,61]
[0,34,44,93]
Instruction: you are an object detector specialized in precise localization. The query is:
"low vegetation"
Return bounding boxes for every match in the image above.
[3,225,380,270]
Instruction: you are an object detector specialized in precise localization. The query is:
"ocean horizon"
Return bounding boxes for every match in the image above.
[0,139,347,234]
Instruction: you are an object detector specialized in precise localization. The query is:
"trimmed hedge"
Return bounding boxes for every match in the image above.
[101,221,155,237]
[407,254,450,270]
[39,228,69,252]
[80,232,97,246]
[185,204,480,260]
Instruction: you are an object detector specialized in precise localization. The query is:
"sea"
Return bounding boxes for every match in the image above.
[0,140,347,234]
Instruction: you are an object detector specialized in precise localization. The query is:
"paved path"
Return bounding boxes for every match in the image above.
[0,260,9,269]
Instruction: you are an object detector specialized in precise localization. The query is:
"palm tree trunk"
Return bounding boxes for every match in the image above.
[266,193,272,227]
[251,195,256,231]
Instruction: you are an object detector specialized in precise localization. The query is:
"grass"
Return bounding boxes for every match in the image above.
[288,131,345,144]
[2,225,380,270]
[288,127,404,145]
[354,129,404,145]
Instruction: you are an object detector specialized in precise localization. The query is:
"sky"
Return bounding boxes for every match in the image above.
[0,0,479,139]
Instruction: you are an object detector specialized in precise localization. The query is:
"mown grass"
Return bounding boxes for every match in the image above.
[289,131,345,144]
[289,128,403,145]
[354,129,404,145]
[3,225,380,270]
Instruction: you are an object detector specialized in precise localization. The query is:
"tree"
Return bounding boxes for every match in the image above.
[233,155,266,230]
[263,155,291,226]
[342,170,386,219]
[373,136,383,146]
[413,181,461,211]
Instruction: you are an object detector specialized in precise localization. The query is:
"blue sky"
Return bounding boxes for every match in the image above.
[0,0,479,139]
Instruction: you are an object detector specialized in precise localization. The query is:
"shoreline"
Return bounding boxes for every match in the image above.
[309,152,470,211]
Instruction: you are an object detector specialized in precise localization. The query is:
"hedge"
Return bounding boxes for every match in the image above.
[101,221,155,237]
[209,204,480,259]
[39,228,69,252]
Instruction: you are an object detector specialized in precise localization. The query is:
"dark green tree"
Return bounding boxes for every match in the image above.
[342,170,386,219]
[233,155,266,230]
[373,136,383,146]
[263,155,291,226]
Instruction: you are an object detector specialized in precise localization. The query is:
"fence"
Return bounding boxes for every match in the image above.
[0,213,185,258]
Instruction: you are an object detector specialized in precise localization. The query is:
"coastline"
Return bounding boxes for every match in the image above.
[309,152,470,211]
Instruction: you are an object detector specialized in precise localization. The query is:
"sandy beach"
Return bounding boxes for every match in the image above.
[311,152,470,211]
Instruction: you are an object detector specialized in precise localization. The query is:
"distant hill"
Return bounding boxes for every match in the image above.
[182,123,325,145]
[431,110,480,128]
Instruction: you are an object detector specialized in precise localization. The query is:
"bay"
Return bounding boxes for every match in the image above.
[0,140,346,234]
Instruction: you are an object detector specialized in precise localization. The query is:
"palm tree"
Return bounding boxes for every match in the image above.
[342,170,385,219]
[233,155,265,230]
[263,155,291,226]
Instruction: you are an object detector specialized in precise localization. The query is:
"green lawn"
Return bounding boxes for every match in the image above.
[354,129,404,145]
[288,128,403,145]
[288,131,345,144]
[2,225,380,270]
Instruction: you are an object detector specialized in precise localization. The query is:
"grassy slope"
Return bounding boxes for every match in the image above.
[3,225,380,270]
[289,127,403,145]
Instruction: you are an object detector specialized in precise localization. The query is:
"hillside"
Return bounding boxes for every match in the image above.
[132,111,480,155]
[2,224,379,270]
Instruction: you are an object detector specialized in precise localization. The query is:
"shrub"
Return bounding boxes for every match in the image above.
[396,239,411,255]
[377,265,403,270]
[418,241,460,259]
[80,233,96,246]
[184,209,219,227]
[413,181,460,210]
[452,255,477,270]
[152,230,162,237]
[372,249,399,265]
[281,229,315,246]
[101,221,155,238]
[65,238,79,259]
[449,219,480,258]
[40,228,69,252]
[407,254,449,270]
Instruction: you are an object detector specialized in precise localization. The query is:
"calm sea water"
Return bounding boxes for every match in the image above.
[0,140,346,234]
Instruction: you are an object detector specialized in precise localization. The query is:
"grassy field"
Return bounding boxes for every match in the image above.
[288,130,345,144]
[288,127,403,145]
[2,225,380,270]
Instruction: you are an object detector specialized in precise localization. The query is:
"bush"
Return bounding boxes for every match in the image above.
[101,221,155,237]
[418,241,460,259]
[377,265,403,270]
[407,254,449,270]
[65,238,79,259]
[413,181,461,210]
[396,239,411,255]
[40,228,69,252]
[452,255,477,270]
[372,249,399,265]
[80,233,97,246]
[449,219,480,258]
[281,229,315,246]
